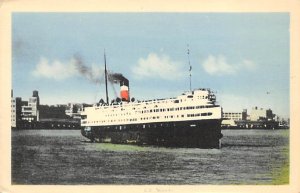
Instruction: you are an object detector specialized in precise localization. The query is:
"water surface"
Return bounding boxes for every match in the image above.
[12,129,289,184]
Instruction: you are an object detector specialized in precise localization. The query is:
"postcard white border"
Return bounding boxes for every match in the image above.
[1,0,299,193]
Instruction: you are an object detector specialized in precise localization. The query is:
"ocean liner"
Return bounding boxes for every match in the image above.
[81,52,223,148]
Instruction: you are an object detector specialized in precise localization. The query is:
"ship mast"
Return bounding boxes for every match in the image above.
[104,50,109,104]
[187,44,192,91]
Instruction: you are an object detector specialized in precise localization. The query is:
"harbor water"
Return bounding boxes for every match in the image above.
[12,129,289,185]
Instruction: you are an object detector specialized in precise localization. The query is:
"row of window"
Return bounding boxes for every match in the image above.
[11,105,37,110]
[22,112,33,115]
[143,105,216,112]
[223,115,242,118]
[23,107,32,111]
[84,112,213,124]
[102,105,216,117]
[106,112,131,117]
[102,122,181,130]
[97,102,216,112]
[22,117,34,121]
[134,95,207,105]
[224,113,242,115]
[224,115,242,118]
[187,112,213,117]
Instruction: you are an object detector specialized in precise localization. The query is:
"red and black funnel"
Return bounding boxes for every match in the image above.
[120,78,129,102]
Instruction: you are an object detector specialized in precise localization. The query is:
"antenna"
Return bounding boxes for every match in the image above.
[104,50,109,104]
[187,44,192,91]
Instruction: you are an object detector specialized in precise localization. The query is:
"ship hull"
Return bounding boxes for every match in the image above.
[81,119,222,148]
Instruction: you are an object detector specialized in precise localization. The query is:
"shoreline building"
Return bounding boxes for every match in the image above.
[21,90,40,122]
[11,89,88,129]
[223,109,248,121]
[222,109,247,127]
[221,107,279,129]
[11,90,22,128]
[11,90,40,128]
[65,103,93,119]
[65,103,83,119]
[250,106,274,121]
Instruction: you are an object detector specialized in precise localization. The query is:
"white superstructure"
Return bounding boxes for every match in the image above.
[81,88,222,127]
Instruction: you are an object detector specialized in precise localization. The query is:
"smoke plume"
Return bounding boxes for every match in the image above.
[73,54,104,84]
[73,54,128,85]
[108,73,127,84]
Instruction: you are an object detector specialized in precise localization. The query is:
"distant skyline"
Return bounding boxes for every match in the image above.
[12,13,290,118]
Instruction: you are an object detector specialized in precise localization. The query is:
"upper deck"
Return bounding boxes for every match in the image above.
[90,88,216,109]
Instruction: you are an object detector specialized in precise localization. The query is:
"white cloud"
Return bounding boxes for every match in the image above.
[132,53,184,80]
[201,55,256,76]
[32,57,104,83]
[241,59,256,70]
[32,57,79,80]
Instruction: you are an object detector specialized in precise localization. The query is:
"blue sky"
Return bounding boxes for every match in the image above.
[12,13,290,118]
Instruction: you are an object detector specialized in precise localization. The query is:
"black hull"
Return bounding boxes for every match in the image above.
[81,119,223,148]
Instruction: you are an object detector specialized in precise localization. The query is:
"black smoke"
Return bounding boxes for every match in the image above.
[73,54,103,84]
[108,73,129,86]
[73,54,128,86]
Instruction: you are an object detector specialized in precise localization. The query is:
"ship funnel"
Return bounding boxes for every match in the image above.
[120,78,129,102]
